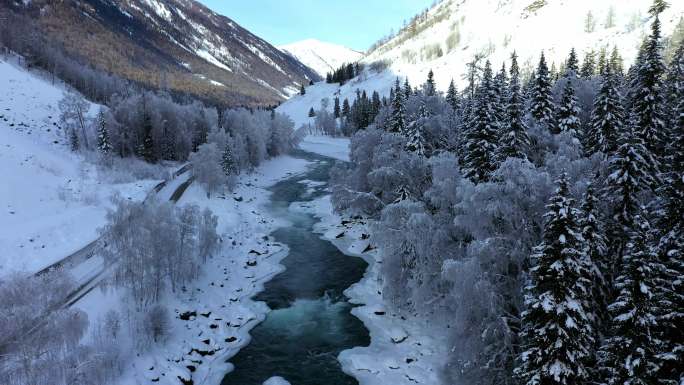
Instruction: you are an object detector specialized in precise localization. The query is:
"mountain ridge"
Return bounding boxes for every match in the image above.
[0,0,320,107]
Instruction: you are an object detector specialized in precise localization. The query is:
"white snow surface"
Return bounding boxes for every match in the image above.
[279,39,363,78]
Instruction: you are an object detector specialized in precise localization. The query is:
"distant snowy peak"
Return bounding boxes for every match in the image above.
[279,39,363,77]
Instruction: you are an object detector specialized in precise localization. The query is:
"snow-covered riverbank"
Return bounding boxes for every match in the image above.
[291,138,447,385]
[73,155,313,385]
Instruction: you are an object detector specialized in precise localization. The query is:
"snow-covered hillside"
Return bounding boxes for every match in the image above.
[278,0,683,125]
[279,39,363,77]
[363,0,683,91]
[0,57,159,275]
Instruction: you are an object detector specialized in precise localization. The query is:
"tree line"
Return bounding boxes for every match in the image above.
[331,2,682,385]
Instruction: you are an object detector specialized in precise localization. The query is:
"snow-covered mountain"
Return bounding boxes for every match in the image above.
[361,0,683,91]
[0,0,320,106]
[278,0,683,125]
[279,39,364,77]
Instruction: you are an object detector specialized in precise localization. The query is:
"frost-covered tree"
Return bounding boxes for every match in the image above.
[221,142,237,178]
[530,52,555,130]
[463,61,499,182]
[516,173,594,385]
[498,52,530,161]
[587,66,624,156]
[556,79,582,138]
[598,215,663,385]
[190,142,226,197]
[59,93,90,149]
[390,78,406,133]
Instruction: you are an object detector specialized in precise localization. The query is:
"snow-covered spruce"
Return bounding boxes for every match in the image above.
[515,173,595,385]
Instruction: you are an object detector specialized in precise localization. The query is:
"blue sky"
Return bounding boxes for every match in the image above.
[198,0,435,51]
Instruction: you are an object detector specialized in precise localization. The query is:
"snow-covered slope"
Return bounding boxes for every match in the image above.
[278,0,683,125]
[363,0,683,90]
[0,57,158,275]
[279,39,363,77]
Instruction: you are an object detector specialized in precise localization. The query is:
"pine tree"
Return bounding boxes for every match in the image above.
[371,91,382,121]
[581,50,596,78]
[141,110,156,163]
[497,52,530,161]
[566,48,579,78]
[96,109,111,155]
[463,61,499,183]
[516,173,594,385]
[603,113,659,260]
[404,77,412,100]
[598,215,663,385]
[597,47,608,75]
[300,83,306,95]
[493,63,508,124]
[610,46,625,76]
[308,107,316,117]
[342,98,350,117]
[556,79,582,138]
[665,40,683,136]
[651,39,684,381]
[221,143,237,177]
[587,65,624,156]
[390,78,406,133]
[631,7,667,158]
[425,69,436,96]
[530,52,556,130]
[69,128,79,152]
[334,97,341,119]
[404,120,430,157]
[446,79,459,111]
[579,184,610,328]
